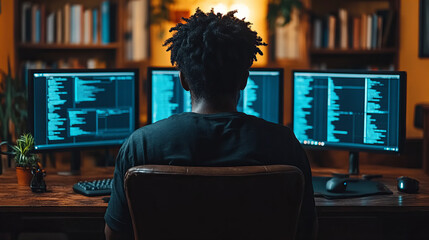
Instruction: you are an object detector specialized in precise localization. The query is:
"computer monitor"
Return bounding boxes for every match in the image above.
[147,67,283,124]
[28,69,139,173]
[292,70,406,174]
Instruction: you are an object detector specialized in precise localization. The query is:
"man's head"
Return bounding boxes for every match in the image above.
[164,8,266,102]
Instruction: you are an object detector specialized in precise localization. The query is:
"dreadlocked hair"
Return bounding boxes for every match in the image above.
[163,8,267,100]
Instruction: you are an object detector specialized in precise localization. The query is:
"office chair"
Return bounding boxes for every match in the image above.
[124,164,305,240]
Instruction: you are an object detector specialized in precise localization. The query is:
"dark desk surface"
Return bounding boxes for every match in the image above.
[312,166,429,211]
[0,165,428,212]
[1,165,428,240]
[0,167,114,213]
[311,166,429,239]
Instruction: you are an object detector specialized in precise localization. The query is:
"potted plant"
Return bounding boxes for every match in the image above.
[0,57,27,174]
[150,0,176,39]
[10,133,40,186]
[267,0,303,30]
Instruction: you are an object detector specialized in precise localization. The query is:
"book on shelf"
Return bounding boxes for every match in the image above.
[125,1,133,60]
[84,9,92,44]
[40,4,46,44]
[21,2,31,43]
[64,3,70,44]
[92,8,99,44]
[312,8,395,50]
[56,9,62,43]
[20,1,117,45]
[339,8,348,49]
[274,8,300,59]
[352,17,360,49]
[312,18,322,49]
[366,14,372,49]
[31,4,39,43]
[125,0,149,61]
[377,14,383,48]
[46,12,55,44]
[101,1,116,44]
[70,4,83,44]
[101,1,110,44]
[371,13,378,49]
[327,14,335,49]
[361,13,367,50]
[378,9,395,47]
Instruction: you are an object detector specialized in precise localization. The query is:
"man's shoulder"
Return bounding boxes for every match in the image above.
[244,114,294,134]
[141,112,293,132]
[139,113,193,132]
[128,113,195,141]
[131,112,295,142]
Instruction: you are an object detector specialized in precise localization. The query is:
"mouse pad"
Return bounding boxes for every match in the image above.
[312,176,393,199]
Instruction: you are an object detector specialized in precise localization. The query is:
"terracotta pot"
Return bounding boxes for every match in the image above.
[16,167,33,186]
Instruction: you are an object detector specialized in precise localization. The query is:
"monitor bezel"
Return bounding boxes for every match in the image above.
[291,69,407,154]
[146,67,284,125]
[27,68,140,152]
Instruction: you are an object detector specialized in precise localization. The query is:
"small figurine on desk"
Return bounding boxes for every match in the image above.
[30,162,46,193]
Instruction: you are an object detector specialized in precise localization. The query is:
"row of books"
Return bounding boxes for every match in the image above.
[23,58,106,72]
[22,59,107,87]
[312,9,395,50]
[124,0,149,61]
[21,1,116,45]
[311,62,396,71]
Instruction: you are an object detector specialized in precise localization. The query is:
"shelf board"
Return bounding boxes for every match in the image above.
[310,48,397,55]
[17,43,119,50]
[123,60,149,65]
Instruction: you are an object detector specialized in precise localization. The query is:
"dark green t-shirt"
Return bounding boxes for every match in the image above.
[105,112,316,238]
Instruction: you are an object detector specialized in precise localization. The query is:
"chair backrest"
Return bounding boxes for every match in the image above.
[124,165,305,240]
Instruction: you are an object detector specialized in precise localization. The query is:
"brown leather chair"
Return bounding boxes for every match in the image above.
[124,165,304,240]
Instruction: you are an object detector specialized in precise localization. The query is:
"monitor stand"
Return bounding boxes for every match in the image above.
[348,151,359,175]
[57,151,81,176]
[332,151,383,180]
[96,149,115,167]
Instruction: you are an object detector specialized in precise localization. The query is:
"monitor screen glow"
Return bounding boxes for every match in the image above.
[148,68,284,124]
[29,69,139,150]
[292,70,406,153]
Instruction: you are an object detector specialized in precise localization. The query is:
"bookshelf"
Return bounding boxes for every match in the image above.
[13,0,150,125]
[307,0,400,70]
[17,43,120,49]
[14,0,122,69]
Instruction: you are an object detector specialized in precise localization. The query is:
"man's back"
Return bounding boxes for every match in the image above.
[132,112,303,167]
[105,112,315,239]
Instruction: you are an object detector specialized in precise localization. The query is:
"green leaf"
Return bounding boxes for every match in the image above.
[267,0,302,30]
[11,133,39,168]
[0,57,27,140]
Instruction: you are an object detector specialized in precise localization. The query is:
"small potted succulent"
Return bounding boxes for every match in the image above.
[11,133,40,186]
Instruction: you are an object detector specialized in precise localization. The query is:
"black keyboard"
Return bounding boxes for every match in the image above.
[73,178,113,197]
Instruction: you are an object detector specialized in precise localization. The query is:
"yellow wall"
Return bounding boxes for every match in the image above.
[0,0,15,76]
[150,0,268,67]
[399,0,429,138]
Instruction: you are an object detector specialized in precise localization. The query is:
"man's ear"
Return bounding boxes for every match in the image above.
[239,71,249,90]
[179,71,190,91]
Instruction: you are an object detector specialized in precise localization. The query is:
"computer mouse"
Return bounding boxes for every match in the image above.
[326,177,348,193]
[397,176,419,193]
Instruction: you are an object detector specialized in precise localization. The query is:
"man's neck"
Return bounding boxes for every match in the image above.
[192,98,237,114]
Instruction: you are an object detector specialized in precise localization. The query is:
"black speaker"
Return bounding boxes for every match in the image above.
[414,103,429,129]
